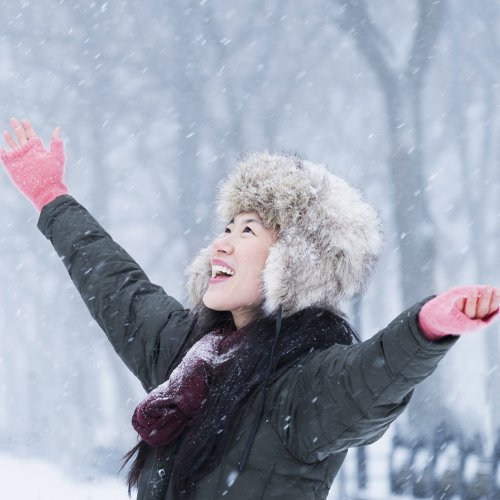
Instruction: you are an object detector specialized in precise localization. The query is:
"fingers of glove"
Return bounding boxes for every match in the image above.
[460,286,500,320]
[477,287,500,319]
[475,288,494,319]
[9,117,29,146]
[455,296,466,314]
[49,137,65,164]
[463,289,479,318]
[21,119,38,141]
[51,126,61,140]
[492,289,500,314]
[3,130,17,150]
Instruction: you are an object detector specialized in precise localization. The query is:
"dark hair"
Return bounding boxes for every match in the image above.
[123,305,355,499]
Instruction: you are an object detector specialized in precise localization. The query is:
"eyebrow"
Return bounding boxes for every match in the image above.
[228,218,263,225]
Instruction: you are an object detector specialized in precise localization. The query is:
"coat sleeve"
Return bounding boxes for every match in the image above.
[268,301,458,463]
[37,195,195,392]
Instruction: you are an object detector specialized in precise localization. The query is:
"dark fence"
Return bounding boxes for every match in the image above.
[371,426,500,499]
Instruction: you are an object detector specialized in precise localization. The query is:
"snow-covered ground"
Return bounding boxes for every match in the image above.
[1,449,377,500]
[0,438,391,500]
[0,453,133,500]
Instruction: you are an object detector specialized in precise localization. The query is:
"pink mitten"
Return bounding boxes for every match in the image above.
[0,137,68,212]
[418,286,499,341]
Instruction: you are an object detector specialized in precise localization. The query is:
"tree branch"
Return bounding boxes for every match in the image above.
[405,0,447,86]
[334,0,397,95]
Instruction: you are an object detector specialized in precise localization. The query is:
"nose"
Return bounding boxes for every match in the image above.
[212,234,234,255]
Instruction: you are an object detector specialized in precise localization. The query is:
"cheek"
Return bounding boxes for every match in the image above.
[247,245,271,272]
[240,259,267,298]
[238,260,266,288]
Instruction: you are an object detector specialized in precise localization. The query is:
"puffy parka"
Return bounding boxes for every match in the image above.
[38,195,457,499]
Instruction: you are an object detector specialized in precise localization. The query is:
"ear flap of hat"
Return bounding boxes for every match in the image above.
[262,224,380,317]
[186,245,212,313]
[262,231,346,317]
[261,164,382,317]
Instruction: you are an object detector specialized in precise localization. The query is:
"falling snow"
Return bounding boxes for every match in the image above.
[0,1,499,499]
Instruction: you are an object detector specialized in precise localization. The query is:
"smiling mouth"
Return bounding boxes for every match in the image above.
[209,267,234,284]
[211,264,235,279]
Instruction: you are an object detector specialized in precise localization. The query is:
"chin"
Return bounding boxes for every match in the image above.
[202,292,228,312]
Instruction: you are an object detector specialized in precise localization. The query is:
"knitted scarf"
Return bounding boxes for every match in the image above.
[132,326,243,447]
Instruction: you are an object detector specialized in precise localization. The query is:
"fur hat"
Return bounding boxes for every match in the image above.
[186,152,382,318]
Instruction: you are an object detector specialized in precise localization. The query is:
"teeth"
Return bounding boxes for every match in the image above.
[211,264,235,278]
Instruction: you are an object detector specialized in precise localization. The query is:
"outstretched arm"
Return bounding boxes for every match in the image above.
[269,285,499,463]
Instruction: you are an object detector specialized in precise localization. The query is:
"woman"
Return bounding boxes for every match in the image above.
[1,117,499,500]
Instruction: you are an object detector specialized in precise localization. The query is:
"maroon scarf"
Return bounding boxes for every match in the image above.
[132,326,244,447]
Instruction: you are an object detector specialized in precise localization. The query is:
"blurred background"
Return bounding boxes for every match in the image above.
[0,0,499,498]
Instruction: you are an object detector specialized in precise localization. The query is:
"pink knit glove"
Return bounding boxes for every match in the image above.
[418,286,500,341]
[0,137,68,212]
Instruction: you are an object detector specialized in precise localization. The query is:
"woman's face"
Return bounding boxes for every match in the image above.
[202,212,278,329]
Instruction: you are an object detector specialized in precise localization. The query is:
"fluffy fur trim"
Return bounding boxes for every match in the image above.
[186,152,382,317]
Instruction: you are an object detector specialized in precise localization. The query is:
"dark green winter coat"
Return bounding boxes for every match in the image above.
[38,195,457,499]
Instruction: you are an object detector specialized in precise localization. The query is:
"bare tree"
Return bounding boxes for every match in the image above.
[332,0,448,435]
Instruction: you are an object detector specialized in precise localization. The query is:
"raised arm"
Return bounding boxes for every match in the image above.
[1,119,194,391]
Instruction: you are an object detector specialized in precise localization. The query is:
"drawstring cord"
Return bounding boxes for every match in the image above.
[238,306,283,472]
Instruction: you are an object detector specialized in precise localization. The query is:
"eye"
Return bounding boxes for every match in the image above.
[224,227,231,234]
[243,226,254,234]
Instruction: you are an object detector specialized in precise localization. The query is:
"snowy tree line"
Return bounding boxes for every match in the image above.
[0,0,499,496]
